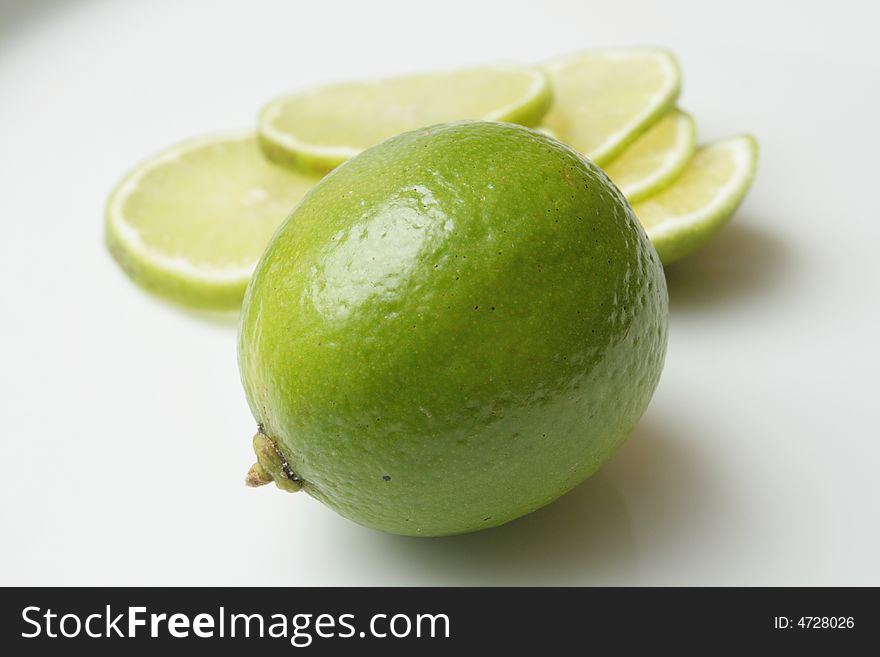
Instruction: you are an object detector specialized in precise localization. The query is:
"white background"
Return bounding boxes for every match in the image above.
[1,0,878,585]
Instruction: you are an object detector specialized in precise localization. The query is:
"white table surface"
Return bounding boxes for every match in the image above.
[1,0,878,586]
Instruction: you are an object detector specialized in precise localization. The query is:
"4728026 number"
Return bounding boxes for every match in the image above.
[774,616,854,629]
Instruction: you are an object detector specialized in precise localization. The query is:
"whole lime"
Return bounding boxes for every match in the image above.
[239,121,668,536]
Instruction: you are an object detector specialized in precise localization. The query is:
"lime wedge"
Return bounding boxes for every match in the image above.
[542,48,680,165]
[605,108,696,202]
[106,133,320,309]
[258,66,552,172]
[634,135,759,264]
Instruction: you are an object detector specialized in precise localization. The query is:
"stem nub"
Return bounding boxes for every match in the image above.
[245,430,302,493]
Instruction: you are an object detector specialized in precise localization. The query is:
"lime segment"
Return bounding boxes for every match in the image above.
[258,66,552,172]
[634,135,759,264]
[106,133,320,309]
[605,108,696,202]
[542,48,681,165]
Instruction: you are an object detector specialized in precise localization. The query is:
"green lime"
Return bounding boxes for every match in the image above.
[258,66,552,173]
[239,121,668,536]
[105,133,320,309]
[542,48,681,165]
[633,135,758,264]
[605,108,696,202]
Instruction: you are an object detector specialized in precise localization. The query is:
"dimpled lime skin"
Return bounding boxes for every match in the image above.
[238,121,668,536]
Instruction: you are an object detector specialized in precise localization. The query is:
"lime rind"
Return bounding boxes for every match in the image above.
[543,48,681,165]
[258,66,553,174]
[635,135,759,264]
[605,108,696,203]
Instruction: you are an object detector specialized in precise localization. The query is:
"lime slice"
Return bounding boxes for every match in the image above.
[106,132,320,309]
[258,66,553,172]
[542,48,681,165]
[634,135,759,264]
[605,108,696,202]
